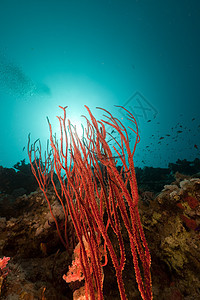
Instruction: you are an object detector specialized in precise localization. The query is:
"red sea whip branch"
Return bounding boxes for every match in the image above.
[28,106,153,300]
[27,136,69,249]
[84,105,152,300]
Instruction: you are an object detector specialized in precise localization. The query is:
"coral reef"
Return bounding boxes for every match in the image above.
[140,175,200,299]
[0,172,199,299]
[0,160,37,197]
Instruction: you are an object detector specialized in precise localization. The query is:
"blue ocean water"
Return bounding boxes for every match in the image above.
[0,0,199,169]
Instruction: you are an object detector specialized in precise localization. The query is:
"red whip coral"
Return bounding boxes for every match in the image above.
[28,105,152,300]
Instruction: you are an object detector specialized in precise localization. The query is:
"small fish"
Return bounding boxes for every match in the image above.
[159,137,164,140]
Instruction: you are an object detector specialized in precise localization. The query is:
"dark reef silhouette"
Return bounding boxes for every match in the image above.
[0,158,200,198]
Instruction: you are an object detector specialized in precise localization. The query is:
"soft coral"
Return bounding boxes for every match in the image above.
[0,256,10,278]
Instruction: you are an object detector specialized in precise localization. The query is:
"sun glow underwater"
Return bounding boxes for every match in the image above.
[28,105,140,173]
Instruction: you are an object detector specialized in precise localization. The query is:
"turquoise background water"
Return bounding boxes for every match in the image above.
[0,0,199,168]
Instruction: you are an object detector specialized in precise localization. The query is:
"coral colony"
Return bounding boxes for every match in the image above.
[28,106,153,300]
